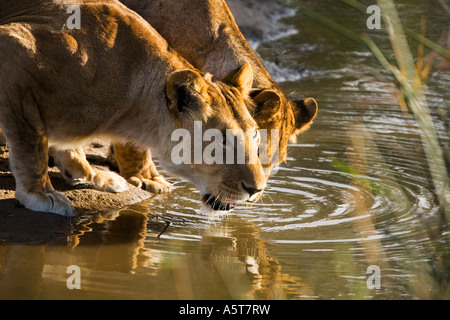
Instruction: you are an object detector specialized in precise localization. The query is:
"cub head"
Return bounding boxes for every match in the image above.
[162,63,266,211]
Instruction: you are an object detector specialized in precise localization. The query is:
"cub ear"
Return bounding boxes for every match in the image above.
[225,62,253,97]
[251,89,282,121]
[166,69,211,121]
[291,97,318,135]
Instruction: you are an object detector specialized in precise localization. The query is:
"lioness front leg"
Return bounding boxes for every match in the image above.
[50,147,129,193]
[2,95,74,216]
[113,143,173,194]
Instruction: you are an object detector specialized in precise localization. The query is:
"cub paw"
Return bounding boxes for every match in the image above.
[128,176,173,194]
[91,170,130,193]
[16,190,75,217]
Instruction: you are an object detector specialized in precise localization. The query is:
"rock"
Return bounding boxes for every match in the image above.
[0,141,151,214]
[226,0,296,48]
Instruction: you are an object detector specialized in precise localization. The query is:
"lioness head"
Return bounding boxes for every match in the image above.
[161,63,266,211]
[250,89,318,176]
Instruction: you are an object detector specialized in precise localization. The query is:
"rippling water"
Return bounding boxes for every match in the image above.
[0,0,449,300]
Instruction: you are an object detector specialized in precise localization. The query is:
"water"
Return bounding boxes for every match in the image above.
[0,0,449,299]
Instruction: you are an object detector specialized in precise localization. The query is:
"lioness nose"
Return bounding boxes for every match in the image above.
[241,182,263,197]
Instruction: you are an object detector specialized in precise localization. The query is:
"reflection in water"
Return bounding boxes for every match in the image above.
[0,198,305,299]
[0,245,46,299]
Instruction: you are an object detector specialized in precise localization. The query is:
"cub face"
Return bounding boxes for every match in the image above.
[162,63,266,211]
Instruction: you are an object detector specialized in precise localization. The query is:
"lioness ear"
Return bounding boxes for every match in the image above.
[291,97,318,137]
[166,69,211,121]
[225,62,253,96]
[251,90,282,121]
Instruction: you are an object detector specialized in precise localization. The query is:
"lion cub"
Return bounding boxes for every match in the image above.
[0,0,266,216]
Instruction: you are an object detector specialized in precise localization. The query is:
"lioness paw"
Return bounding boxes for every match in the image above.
[144,176,173,194]
[15,190,75,217]
[91,171,130,193]
[48,192,76,217]
[127,176,173,194]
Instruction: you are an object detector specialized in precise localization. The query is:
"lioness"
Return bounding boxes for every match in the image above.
[0,0,266,216]
[55,0,318,203]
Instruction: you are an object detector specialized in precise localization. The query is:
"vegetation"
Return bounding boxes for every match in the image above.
[292,0,450,298]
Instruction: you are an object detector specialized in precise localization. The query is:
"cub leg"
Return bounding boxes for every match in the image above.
[1,94,74,216]
[50,146,129,193]
[113,143,172,194]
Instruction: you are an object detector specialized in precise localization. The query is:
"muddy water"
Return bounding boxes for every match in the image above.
[0,0,449,299]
